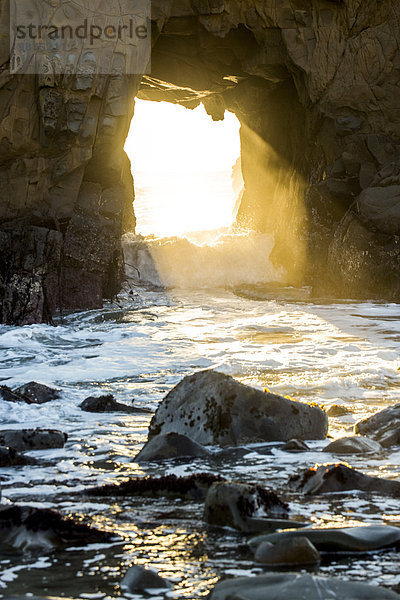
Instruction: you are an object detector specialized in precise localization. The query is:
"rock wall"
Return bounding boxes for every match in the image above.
[1,0,400,323]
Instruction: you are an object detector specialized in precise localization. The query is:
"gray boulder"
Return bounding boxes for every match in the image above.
[204,482,289,533]
[148,370,328,446]
[282,439,310,452]
[134,432,211,462]
[249,525,400,554]
[208,573,400,599]
[13,382,60,404]
[355,403,400,447]
[289,463,400,496]
[0,429,67,451]
[323,436,382,454]
[121,565,171,592]
[254,537,320,567]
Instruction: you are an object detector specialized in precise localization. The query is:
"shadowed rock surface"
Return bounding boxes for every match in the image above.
[0,429,67,451]
[134,432,212,462]
[289,463,400,496]
[0,446,37,467]
[86,473,225,501]
[323,436,382,454]
[355,403,400,447]
[254,537,320,567]
[0,505,113,550]
[249,525,400,554]
[2,2,400,324]
[79,394,150,414]
[148,370,328,446]
[208,573,400,600]
[204,481,289,533]
[121,565,172,592]
[282,439,310,452]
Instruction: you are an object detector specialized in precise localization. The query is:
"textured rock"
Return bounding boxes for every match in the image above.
[289,463,400,497]
[121,565,171,592]
[249,525,400,554]
[254,537,320,567]
[1,2,400,323]
[0,429,67,451]
[13,382,60,404]
[79,394,149,414]
[148,370,328,446]
[209,573,400,600]
[0,505,113,550]
[323,436,382,454]
[134,432,211,462]
[204,481,288,532]
[355,404,400,447]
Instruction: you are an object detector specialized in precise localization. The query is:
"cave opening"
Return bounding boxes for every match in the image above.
[124,99,243,241]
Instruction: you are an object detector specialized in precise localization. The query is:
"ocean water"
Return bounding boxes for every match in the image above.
[1,181,400,597]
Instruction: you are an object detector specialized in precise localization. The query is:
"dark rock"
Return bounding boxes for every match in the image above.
[254,536,320,566]
[148,370,328,446]
[0,429,67,451]
[0,446,37,467]
[209,573,400,599]
[86,473,224,501]
[249,525,400,554]
[357,186,400,236]
[204,481,288,532]
[355,403,400,447]
[289,463,400,496]
[13,382,60,404]
[121,565,171,592]
[326,404,351,417]
[281,439,310,452]
[79,394,150,414]
[323,436,382,454]
[134,432,211,462]
[0,505,113,550]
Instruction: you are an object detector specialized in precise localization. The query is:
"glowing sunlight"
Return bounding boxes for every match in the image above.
[124,99,242,238]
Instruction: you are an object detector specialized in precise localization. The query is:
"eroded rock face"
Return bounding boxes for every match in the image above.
[148,370,328,445]
[1,1,400,323]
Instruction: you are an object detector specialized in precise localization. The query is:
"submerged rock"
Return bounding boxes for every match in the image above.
[148,370,328,446]
[0,446,37,467]
[208,573,400,599]
[79,394,151,414]
[121,565,172,592]
[0,429,67,451]
[355,404,400,447]
[86,473,224,501]
[282,439,310,452]
[134,432,211,462]
[289,463,400,496]
[249,525,400,554]
[0,505,113,550]
[254,536,320,567]
[13,382,60,404]
[204,482,289,533]
[323,436,382,454]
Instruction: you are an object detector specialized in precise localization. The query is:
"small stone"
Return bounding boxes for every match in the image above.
[323,436,382,454]
[326,404,351,417]
[282,439,310,452]
[13,382,60,404]
[255,536,320,566]
[134,432,211,462]
[121,565,171,592]
[80,394,150,414]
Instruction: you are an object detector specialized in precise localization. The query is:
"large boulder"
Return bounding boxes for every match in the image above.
[289,463,400,496]
[249,525,400,554]
[204,482,289,533]
[355,404,400,447]
[134,432,211,462]
[208,573,400,599]
[323,436,382,454]
[148,370,328,446]
[0,429,67,451]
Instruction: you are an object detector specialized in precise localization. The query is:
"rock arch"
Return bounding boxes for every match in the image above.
[1,0,399,324]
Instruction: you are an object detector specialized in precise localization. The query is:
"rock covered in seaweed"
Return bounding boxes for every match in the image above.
[148,370,328,446]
